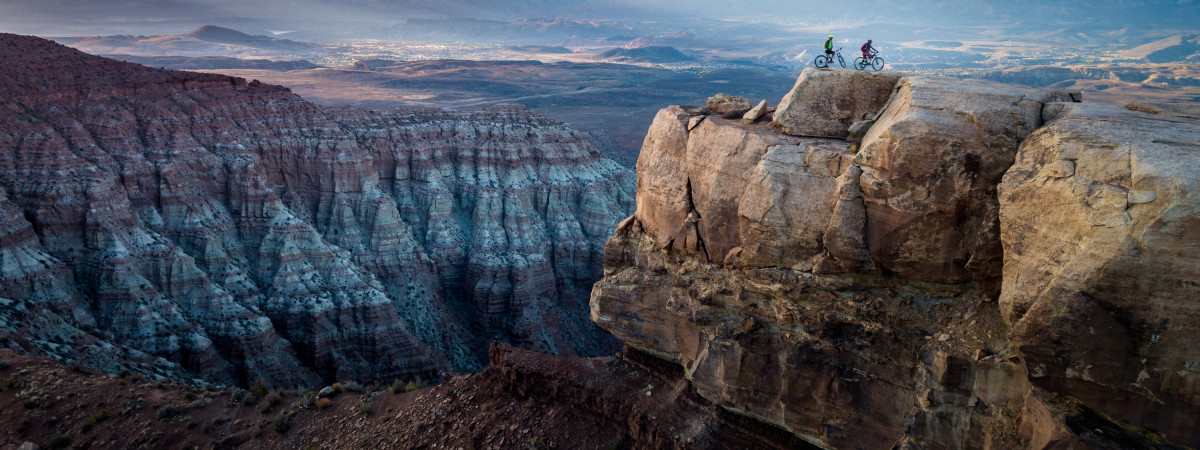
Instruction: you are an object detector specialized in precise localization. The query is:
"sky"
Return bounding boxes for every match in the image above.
[0,0,1196,36]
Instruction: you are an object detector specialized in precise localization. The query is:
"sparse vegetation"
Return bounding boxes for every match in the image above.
[231,388,249,403]
[316,398,332,410]
[271,412,291,434]
[91,409,109,423]
[249,379,269,398]
[157,405,184,421]
[258,392,282,413]
[356,404,372,416]
[47,433,73,449]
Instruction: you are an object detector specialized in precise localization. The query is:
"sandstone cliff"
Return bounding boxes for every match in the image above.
[593,67,1199,448]
[0,34,634,388]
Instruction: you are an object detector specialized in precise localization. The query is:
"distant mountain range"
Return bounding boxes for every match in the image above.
[50,25,324,57]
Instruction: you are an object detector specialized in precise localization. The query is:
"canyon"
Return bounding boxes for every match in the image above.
[2,29,1200,449]
[0,33,634,388]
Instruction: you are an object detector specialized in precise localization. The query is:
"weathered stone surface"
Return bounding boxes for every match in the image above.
[999,102,1200,446]
[855,76,1072,283]
[1126,102,1200,121]
[741,99,768,124]
[773,67,901,139]
[0,34,635,387]
[820,165,872,272]
[594,69,1195,448]
[846,119,874,143]
[592,222,1030,449]
[631,107,852,269]
[705,93,751,114]
[738,141,855,269]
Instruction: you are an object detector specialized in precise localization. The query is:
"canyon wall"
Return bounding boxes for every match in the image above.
[0,34,634,388]
[592,67,1200,448]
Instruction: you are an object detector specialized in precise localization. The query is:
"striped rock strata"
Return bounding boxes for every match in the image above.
[0,34,634,388]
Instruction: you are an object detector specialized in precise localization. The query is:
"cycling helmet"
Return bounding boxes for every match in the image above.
[828,35,834,38]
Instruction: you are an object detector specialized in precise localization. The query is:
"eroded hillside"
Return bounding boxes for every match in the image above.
[0,33,635,388]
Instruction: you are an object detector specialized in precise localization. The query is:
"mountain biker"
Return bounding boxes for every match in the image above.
[861,39,878,59]
[824,35,835,60]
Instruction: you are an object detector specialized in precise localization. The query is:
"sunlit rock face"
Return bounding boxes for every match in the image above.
[0,33,634,387]
[593,66,1200,448]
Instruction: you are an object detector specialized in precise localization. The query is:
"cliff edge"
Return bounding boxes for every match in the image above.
[592,67,1200,448]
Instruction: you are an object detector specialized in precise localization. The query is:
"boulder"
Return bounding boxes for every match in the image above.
[741,99,768,124]
[852,76,1072,283]
[772,67,901,139]
[705,93,751,114]
[318,386,335,398]
[998,102,1200,447]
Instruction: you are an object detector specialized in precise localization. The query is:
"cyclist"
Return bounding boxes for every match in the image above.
[824,35,835,60]
[860,39,878,60]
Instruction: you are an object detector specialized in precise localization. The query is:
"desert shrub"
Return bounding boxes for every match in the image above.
[22,399,38,410]
[6,375,23,389]
[249,379,269,398]
[91,409,109,424]
[405,380,422,392]
[47,434,73,449]
[356,404,372,416]
[365,382,383,395]
[331,382,342,394]
[187,396,213,409]
[339,381,363,393]
[271,413,291,434]
[315,398,332,410]
[157,405,184,421]
[231,388,248,403]
[389,379,404,394]
[258,392,282,413]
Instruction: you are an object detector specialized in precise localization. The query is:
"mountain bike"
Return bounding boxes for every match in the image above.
[854,53,885,71]
[814,47,845,68]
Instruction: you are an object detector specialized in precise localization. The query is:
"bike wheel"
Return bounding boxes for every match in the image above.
[872,57,885,71]
[854,57,866,70]
[814,55,828,68]
[837,54,846,68]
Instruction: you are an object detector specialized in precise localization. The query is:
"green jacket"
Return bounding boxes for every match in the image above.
[824,38,833,51]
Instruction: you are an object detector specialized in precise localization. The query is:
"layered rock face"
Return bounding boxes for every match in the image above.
[0,34,634,388]
[593,67,1200,448]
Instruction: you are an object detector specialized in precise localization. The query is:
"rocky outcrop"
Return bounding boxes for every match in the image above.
[856,77,1073,284]
[772,68,901,139]
[0,34,634,388]
[999,102,1200,446]
[593,66,1199,448]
